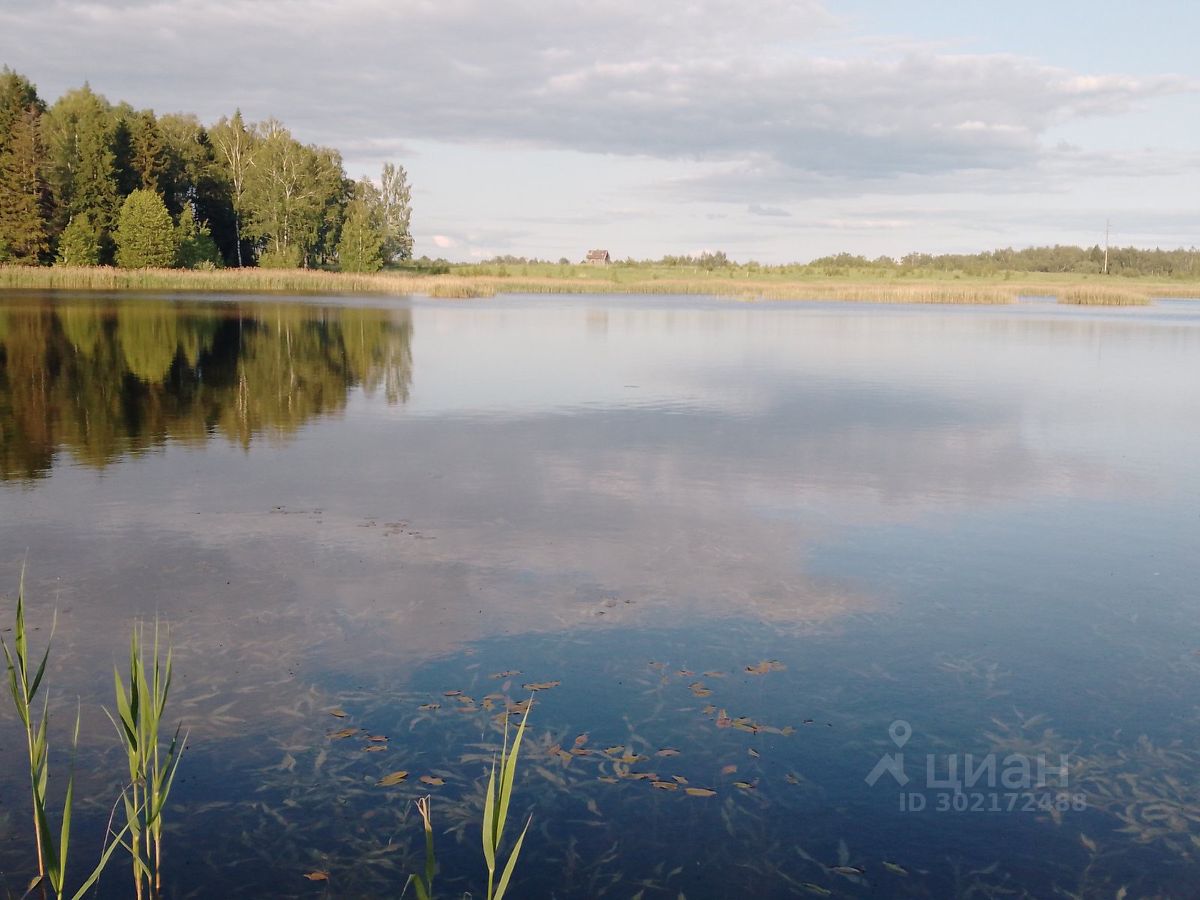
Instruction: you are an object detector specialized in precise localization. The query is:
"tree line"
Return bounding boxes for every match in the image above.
[0,67,412,271]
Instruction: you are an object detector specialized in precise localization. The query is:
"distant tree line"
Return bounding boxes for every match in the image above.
[0,67,412,271]
[462,247,1200,279]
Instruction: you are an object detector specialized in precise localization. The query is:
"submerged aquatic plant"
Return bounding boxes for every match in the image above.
[404,701,533,900]
[107,621,186,900]
[1,569,128,900]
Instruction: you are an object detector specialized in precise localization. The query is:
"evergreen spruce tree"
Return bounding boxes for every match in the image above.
[0,106,50,263]
[175,203,221,268]
[114,189,176,268]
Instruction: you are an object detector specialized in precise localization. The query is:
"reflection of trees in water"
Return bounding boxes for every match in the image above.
[0,299,413,479]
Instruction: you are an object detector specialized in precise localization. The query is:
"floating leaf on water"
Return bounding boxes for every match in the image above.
[303,871,330,881]
[715,710,732,729]
[598,776,619,784]
[785,772,800,784]
[329,727,358,739]
[830,865,865,878]
[677,669,694,677]
[574,733,589,747]
[685,787,717,797]
[882,861,908,876]
[733,781,756,790]
[490,670,521,679]
[748,748,760,759]
[419,775,445,786]
[328,708,348,718]
[703,671,726,678]
[522,680,561,692]
[721,764,738,775]
[800,884,832,896]
[586,799,601,816]
[656,748,681,757]
[376,771,409,786]
[1079,833,1097,853]
[745,660,786,676]
[604,746,626,755]
[363,745,387,753]
[617,755,644,764]
[418,703,440,711]
[443,690,462,697]
[367,735,388,742]
[672,775,688,784]
[651,781,678,791]
[623,772,657,781]
[701,704,716,716]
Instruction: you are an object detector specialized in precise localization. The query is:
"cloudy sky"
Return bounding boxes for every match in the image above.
[2,0,1197,262]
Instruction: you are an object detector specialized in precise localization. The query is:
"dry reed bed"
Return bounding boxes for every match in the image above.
[2,265,1196,306]
[1056,287,1151,306]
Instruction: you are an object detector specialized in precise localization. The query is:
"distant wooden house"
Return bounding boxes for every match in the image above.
[584,249,611,266]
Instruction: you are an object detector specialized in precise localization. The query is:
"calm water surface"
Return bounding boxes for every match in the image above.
[1,291,1199,898]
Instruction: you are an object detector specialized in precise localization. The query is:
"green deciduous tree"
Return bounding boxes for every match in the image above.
[56,212,101,266]
[42,85,120,251]
[114,189,176,268]
[242,120,343,268]
[337,180,384,272]
[379,162,413,262]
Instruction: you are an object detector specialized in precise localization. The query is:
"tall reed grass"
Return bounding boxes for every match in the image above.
[1,569,128,900]
[107,622,185,900]
[404,701,533,900]
[1056,287,1151,306]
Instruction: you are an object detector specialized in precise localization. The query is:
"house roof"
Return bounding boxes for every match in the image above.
[586,249,610,260]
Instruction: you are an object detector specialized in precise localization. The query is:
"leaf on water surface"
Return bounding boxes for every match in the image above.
[703,671,725,678]
[597,776,619,784]
[715,710,732,729]
[443,690,462,696]
[522,681,561,692]
[721,764,738,775]
[677,669,694,677]
[419,775,445,786]
[1079,833,1097,853]
[800,884,832,896]
[586,799,601,816]
[367,735,388,742]
[701,704,716,715]
[574,733,589,747]
[685,788,717,797]
[363,745,387,752]
[733,781,756,790]
[748,748,760,759]
[745,660,786,676]
[785,773,800,784]
[650,781,678,791]
[604,745,625,755]
[672,776,688,784]
[376,771,409,786]
[303,871,330,881]
[329,727,359,739]
[490,670,521,679]
[881,861,908,876]
[329,708,348,718]
[418,703,440,711]
[656,748,681,757]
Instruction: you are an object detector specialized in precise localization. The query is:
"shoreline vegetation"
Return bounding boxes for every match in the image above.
[2,264,1195,305]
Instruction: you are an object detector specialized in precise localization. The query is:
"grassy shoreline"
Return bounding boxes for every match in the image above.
[2,264,1197,305]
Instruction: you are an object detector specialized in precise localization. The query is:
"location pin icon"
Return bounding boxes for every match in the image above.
[889,720,912,749]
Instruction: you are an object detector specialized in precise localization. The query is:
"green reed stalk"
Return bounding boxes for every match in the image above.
[107,621,185,900]
[404,796,436,900]
[2,569,128,900]
[482,703,532,900]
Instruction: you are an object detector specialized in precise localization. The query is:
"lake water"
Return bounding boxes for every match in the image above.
[1,291,1199,898]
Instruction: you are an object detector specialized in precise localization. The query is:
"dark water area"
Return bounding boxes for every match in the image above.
[1,291,1199,898]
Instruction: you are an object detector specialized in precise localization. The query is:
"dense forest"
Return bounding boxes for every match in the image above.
[0,67,411,271]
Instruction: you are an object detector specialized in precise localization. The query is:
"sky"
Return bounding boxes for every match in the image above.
[1,0,1197,263]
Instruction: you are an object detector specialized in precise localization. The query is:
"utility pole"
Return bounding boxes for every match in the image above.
[1103,220,1110,275]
